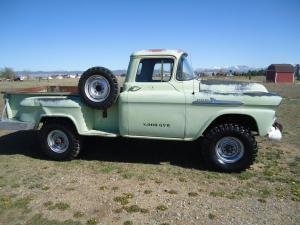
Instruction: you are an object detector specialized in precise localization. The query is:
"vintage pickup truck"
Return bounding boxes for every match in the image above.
[0,49,282,172]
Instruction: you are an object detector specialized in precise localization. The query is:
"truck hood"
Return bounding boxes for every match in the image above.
[196,79,282,106]
[200,79,268,93]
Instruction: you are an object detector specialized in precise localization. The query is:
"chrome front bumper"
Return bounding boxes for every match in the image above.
[268,122,283,141]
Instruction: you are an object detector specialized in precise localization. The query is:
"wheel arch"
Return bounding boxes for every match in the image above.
[202,114,259,136]
[39,116,79,134]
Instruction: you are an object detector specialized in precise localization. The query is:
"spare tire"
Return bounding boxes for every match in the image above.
[78,67,119,109]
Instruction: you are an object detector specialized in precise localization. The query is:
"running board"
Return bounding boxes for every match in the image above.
[81,130,118,137]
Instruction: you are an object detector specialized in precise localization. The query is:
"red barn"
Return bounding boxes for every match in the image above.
[266,64,294,83]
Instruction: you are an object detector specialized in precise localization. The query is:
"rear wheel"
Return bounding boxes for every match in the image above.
[40,121,81,160]
[202,123,257,172]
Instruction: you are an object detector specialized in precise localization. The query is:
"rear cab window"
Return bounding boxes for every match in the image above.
[136,58,174,82]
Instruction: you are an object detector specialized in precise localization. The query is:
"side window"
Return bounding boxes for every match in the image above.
[176,56,194,81]
[136,63,142,77]
[136,58,173,82]
[176,59,183,81]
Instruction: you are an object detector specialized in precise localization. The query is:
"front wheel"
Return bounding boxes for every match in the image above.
[40,121,81,160]
[202,123,257,172]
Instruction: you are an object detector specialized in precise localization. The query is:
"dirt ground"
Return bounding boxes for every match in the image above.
[0,77,299,225]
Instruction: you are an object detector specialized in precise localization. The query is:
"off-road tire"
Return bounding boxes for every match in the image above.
[78,67,119,109]
[40,121,81,161]
[202,123,257,172]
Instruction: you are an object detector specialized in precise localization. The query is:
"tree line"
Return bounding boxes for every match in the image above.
[211,69,266,77]
[0,67,16,79]
[197,69,267,79]
[231,69,266,77]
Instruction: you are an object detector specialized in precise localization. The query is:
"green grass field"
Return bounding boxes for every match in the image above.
[0,77,299,225]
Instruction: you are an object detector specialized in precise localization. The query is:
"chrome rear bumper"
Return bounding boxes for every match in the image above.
[1,97,35,131]
[0,119,35,130]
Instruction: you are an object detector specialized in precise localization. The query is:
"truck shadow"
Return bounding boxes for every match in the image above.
[0,131,41,158]
[0,131,207,170]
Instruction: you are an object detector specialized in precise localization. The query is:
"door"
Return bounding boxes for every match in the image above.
[126,57,185,138]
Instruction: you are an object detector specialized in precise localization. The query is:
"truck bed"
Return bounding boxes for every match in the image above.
[2,86,79,95]
[1,86,120,135]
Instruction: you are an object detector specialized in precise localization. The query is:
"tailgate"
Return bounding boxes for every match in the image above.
[1,98,35,130]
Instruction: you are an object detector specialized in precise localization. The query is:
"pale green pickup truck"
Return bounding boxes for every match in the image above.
[0,49,283,172]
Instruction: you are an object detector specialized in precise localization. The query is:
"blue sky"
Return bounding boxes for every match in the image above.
[0,0,299,71]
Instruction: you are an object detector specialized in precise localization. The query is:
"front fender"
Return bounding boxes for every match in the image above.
[186,106,276,140]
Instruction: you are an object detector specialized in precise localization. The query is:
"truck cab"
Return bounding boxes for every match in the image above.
[120,49,191,139]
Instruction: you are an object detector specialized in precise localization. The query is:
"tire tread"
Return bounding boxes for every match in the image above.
[78,67,119,109]
[203,123,258,172]
[40,120,81,161]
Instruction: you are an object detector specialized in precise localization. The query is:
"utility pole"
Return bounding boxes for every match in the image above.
[296,64,300,81]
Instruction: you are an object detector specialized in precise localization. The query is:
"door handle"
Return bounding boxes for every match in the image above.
[129,86,141,91]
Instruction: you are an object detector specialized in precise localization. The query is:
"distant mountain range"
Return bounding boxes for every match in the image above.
[15,66,266,77]
[16,70,127,77]
[195,65,264,73]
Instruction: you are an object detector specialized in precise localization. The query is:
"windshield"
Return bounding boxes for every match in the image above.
[177,56,195,81]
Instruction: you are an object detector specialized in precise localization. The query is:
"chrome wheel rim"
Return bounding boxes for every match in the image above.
[84,75,110,102]
[215,137,244,164]
[47,130,69,153]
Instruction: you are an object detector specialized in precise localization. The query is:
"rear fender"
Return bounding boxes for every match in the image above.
[38,114,83,134]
